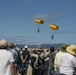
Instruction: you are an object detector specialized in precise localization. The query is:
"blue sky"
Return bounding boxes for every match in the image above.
[0,0,76,45]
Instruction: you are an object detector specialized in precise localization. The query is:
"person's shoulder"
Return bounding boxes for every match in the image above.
[10,49,17,53]
[7,50,13,55]
[22,50,28,53]
[52,52,56,55]
[26,50,29,53]
[67,53,75,58]
[55,51,61,55]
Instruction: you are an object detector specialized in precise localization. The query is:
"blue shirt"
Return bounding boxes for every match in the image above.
[9,49,18,62]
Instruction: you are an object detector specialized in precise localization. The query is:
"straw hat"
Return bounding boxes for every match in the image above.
[0,39,8,48]
[60,44,68,52]
[66,45,76,56]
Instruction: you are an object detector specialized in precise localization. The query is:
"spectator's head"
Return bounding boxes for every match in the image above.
[8,42,14,49]
[36,45,43,54]
[0,39,8,49]
[66,44,76,56]
[32,49,37,54]
[24,45,28,49]
[60,44,68,52]
[36,45,43,51]
[50,46,55,52]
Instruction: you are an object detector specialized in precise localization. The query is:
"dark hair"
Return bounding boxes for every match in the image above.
[50,46,54,52]
[33,50,37,54]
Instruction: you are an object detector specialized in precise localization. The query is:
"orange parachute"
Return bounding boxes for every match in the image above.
[34,18,44,24]
[49,24,59,30]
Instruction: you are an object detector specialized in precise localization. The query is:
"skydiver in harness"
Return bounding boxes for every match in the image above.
[37,28,40,33]
[51,35,54,40]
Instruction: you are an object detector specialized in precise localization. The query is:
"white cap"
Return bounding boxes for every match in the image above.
[24,45,28,48]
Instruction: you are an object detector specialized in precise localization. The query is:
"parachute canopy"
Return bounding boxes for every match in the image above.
[49,24,59,30]
[34,19,44,24]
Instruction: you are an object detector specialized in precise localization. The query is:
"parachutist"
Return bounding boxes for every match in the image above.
[51,35,54,40]
[38,28,40,33]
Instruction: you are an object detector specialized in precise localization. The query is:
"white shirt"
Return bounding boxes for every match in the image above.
[54,51,64,71]
[59,53,76,75]
[0,49,14,75]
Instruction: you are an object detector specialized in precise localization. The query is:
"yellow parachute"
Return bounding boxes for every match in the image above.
[49,24,59,30]
[34,18,44,24]
[49,24,59,40]
[34,18,44,33]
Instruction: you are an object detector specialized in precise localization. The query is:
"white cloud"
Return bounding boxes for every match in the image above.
[33,12,65,22]
[33,14,49,19]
